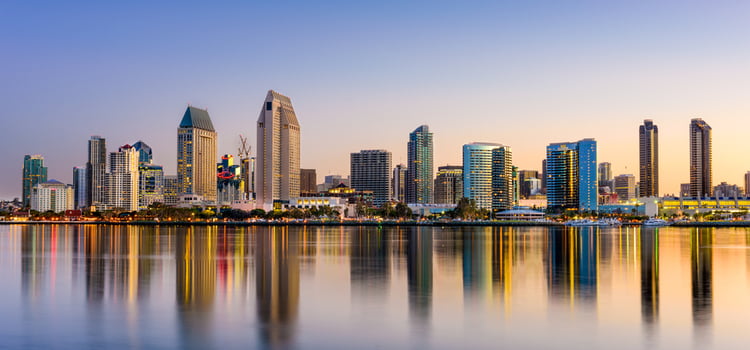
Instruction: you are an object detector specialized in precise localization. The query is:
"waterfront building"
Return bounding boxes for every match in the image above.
[300,169,317,195]
[614,174,636,201]
[639,120,659,197]
[178,106,217,202]
[321,175,349,192]
[541,159,547,194]
[132,140,153,164]
[393,164,407,202]
[462,142,506,211]
[689,118,712,197]
[217,154,245,206]
[139,164,164,209]
[433,165,463,204]
[350,150,392,206]
[106,144,139,211]
[680,183,691,197]
[86,135,107,210]
[546,139,597,212]
[30,180,73,212]
[598,162,613,193]
[163,175,179,206]
[517,170,539,198]
[714,182,742,198]
[492,147,514,211]
[22,155,48,207]
[522,178,542,198]
[256,90,301,206]
[406,125,433,204]
[73,166,87,210]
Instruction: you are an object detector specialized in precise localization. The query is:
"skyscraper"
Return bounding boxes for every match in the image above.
[546,139,597,212]
[178,106,217,202]
[393,164,407,202]
[132,140,153,164]
[598,162,613,192]
[433,166,463,204]
[463,142,504,211]
[517,170,539,198]
[406,125,433,204]
[492,147,514,212]
[350,150,392,206]
[745,172,750,196]
[73,166,87,210]
[639,119,659,197]
[614,174,636,201]
[139,164,164,209]
[22,155,47,207]
[106,144,139,211]
[689,118,712,198]
[87,135,107,210]
[256,90,301,206]
[300,169,317,194]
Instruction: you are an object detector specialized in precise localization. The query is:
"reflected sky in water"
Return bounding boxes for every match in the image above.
[1,225,750,349]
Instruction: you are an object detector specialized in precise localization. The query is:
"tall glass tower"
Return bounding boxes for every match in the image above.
[73,166,87,210]
[689,118,712,198]
[22,155,47,207]
[491,146,514,211]
[463,142,504,211]
[177,106,217,202]
[132,140,153,164]
[639,119,659,197]
[546,139,598,212]
[87,135,107,210]
[406,125,433,204]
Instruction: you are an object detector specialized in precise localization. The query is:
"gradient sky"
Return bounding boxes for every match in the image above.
[2,0,749,199]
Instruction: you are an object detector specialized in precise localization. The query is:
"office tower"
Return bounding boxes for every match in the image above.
[463,142,503,211]
[492,147,514,211]
[350,150,392,205]
[541,159,547,194]
[614,174,636,201]
[256,90,301,205]
[523,178,542,197]
[713,182,741,198]
[517,170,538,199]
[689,118,712,198]
[546,139,598,212]
[178,106,217,202]
[639,120,659,197]
[106,144,139,211]
[73,166,87,210]
[406,125,433,204]
[598,162,613,193]
[217,154,244,205]
[434,165,463,204]
[22,155,48,207]
[139,164,164,209]
[30,180,73,212]
[680,183,691,198]
[243,156,255,198]
[393,164,407,202]
[745,172,750,196]
[300,169,317,194]
[132,140,153,164]
[323,175,349,191]
[87,135,107,210]
[163,175,179,206]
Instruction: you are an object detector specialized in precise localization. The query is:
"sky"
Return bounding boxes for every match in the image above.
[1,0,749,199]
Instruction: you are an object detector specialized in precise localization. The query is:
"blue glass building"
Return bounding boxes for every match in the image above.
[546,139,597,212]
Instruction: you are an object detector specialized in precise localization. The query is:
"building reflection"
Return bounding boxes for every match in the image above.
[256,226,300,349]
[462,227,492,297]
[691,228,713,332]
[406,227,432,322]
[640,227,659,330]
[21,225,47,301]
[350,226,390,298]
[175,226,217,349]
[546,227,598,306]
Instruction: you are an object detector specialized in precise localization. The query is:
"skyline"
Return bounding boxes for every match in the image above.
[3,1,750,199]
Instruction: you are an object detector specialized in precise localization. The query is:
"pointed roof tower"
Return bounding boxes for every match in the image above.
[180,106,215,131]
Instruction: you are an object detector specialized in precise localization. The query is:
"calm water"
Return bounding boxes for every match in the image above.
[1,224,749,349]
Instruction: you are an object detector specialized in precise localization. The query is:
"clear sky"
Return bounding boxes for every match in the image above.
[2,0,749,199]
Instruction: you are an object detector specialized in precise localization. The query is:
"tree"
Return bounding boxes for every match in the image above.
[395,202,412,219]
[453,197,481,220]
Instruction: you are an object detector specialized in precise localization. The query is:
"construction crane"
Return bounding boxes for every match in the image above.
[238,135,251,161]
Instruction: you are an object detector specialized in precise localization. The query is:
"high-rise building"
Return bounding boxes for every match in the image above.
[217,154,245,205]
[163,175,179,206]
[639,120,659,197]
[256,90,301,206]
[546,139,598,212]
[87,135,107,210]
[22,155,48,207]
[434,166,463,205]
[73,166,87,210]
[178,106,217,202]
[614,174,636,201]
[745,172,750,196]
[463,142,503,211]
[598,162,613,193]
[393,164,407,202]
[30,180,73,212]
[300,169,317,194]
[139,164,164,209]
[406,125,433,204]
[492,147,514,212]
[689,118,712,198]
[517,170,539,198]
[132,140,153,164]
[350,150,392,206]
[106,144,139,211]
[541,159,547,194]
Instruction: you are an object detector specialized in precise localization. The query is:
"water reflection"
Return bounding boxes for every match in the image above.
[5,224,750,349]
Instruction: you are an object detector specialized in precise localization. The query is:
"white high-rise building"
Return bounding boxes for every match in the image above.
[31,180,74,212]
[256,90,301,206]
[106,145,139,211]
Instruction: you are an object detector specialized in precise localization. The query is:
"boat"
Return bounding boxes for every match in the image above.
[565,218,622,227]
[642,218,670,227]
[597,218,622,226]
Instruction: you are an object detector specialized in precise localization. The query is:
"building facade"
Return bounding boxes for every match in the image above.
[256,90,301,206]
[163,175,179,206]
[433,165,463,205]
[177,106,218,202]
[139,164,164,209]
[217,154,245,206]
[73,166,87,210]
[614,174,636,201]
[22,155,48,207]
[106,145,140,211]
[639,119,659,197]
[598,162,613,193]
[745,172,750,196]
[132,140,153,164]
[546,139,598,212]
[689,118,712,197]
[300,169,317,194]
[406,125,433,204]
[350,150,392,206]
[392,164,407,202]
[31,180,73,212]
[86,136,107,210]
[492,146,514,212]
[714,182,742,198]
[463,142,503,211]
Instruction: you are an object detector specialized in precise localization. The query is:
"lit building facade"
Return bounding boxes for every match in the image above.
[73,166,87,210]
[598,162,613,193]
[393,164,407,202]
[639,119,659,197]
[406,125,433,204]
[139,164,164,209]
[462,142,503,211]
[433,165,463,205]
[492,146,514,211]
[689,118,712,197]
[300,169,317,194]
[256,90,301,206]
[546,139,597,212]
[350,150,392,206]
[217,154,245,206]
[132,140,153,164]
[177,106,218,202]
[163,175,179,206]
[22,155,48,207]
[31,180,73,212]
[106,145,139,211]
[86,135,107,210]
[614,174,636,201]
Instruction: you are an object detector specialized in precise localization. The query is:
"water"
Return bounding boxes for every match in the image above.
[0,224,749,349]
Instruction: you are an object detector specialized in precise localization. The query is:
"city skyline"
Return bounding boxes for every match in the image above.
[2,1,750,199]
